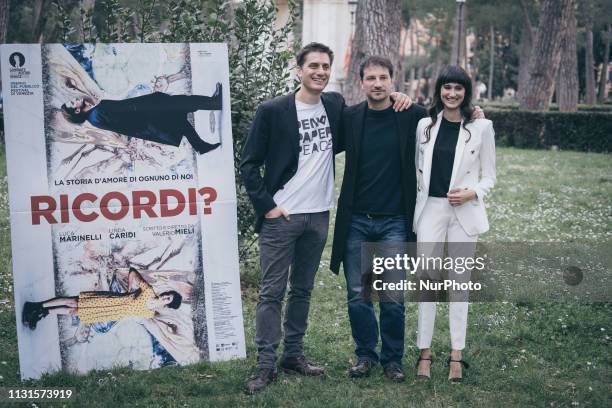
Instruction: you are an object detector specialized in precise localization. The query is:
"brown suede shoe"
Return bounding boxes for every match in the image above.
[279,356,325,376]
[244,368,277,394]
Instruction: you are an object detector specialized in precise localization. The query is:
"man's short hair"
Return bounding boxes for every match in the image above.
[359,56,394,80]
[296,42,334,67]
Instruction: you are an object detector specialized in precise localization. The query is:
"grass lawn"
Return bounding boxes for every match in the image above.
[0,147,610,407]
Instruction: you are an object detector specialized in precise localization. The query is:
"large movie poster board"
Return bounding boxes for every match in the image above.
[0,43,246,379]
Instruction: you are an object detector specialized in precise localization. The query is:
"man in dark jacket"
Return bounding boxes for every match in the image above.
[240,42,344,394]
[330,56,427,382]
[61,84,222,155]
[240,44,412,393]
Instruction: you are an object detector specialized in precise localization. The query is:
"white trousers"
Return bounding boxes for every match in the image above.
[416,197,478,351]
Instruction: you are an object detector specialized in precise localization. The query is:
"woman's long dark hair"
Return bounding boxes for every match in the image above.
[424,65,474,143]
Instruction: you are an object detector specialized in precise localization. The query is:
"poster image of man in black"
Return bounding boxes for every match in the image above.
[61,83,223,155]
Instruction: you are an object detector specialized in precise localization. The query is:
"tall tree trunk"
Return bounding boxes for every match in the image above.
[416,65,423,99]
[597,25,611,104]
[428,59,442,99]
[556,1,578,112]
[450,1,465,66]
[0,0,9,44]
[517,0,534,100]
[409,20,416,98]
[344,0,402,104]
[409,67,416,98]
[519,0,535,42]
[585,29,596,104]
[462,5,469,71]
[517,27,532,99]
[471,27,480,97]
[399,23,408,93]
[519,0,575,111]
[488,25,494,100]
[583,1,596,104]
[31,0,47,43]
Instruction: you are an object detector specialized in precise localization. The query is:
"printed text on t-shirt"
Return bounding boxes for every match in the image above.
[298,115,332,155]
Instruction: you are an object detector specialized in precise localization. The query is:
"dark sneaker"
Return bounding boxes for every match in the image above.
[244,368,277,394]
[348,359,375,378]
[280,355,325,376]
[383,363,406,382]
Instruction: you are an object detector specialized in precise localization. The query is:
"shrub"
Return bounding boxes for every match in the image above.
[486,110,612,153]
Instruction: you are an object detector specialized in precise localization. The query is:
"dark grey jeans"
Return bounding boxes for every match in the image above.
[255,211,329,369]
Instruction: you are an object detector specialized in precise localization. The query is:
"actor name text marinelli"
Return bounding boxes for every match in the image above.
[58,234,102,243]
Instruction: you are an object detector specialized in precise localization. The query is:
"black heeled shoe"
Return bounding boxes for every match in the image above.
[416,355,432,379]
[211,82,222,110]
[447,357,470,383]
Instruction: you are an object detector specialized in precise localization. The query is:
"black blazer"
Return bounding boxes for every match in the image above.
[240,91,345,232]
[329,102,427,274]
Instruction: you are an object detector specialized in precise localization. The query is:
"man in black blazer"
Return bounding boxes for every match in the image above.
[240,44,412,393]
[240,42,344,393]
[61,85,222,154]
[330,56,427,382]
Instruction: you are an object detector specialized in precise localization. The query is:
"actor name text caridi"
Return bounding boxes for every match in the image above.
[372,279,482,292]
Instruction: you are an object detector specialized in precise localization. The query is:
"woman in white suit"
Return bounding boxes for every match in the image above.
[413,65,496,382]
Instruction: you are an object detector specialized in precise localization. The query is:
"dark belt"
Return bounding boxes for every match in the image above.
[356,212,404,220]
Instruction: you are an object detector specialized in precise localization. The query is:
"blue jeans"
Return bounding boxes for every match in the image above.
[343,214,407,367]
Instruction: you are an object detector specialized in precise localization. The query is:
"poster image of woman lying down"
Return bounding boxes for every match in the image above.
[60,84,223,155]
[22,267,200,366]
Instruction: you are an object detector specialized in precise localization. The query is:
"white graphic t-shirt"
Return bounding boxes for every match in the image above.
[273,99,335,214]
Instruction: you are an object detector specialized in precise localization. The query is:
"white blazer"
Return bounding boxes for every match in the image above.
[414,112,496,236]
